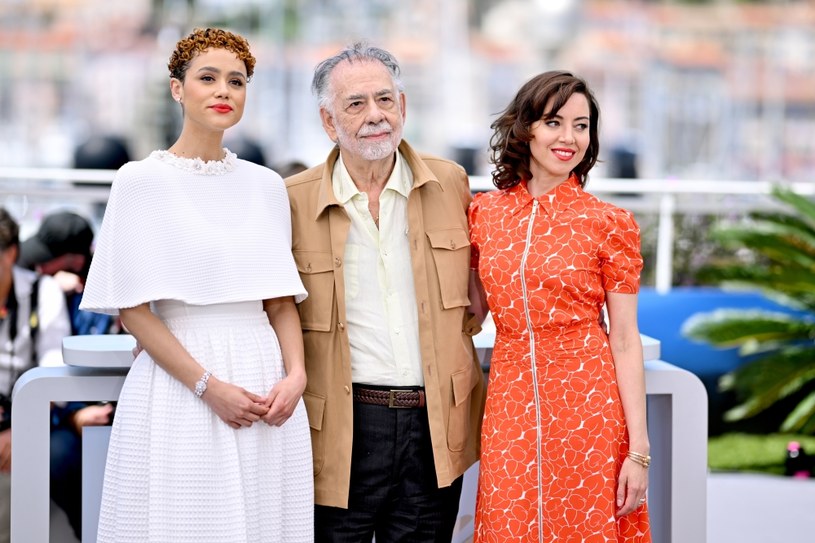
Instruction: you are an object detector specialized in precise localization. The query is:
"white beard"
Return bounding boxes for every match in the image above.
[336,121,402,161]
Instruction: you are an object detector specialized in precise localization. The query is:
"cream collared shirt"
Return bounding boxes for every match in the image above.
[332,152,423,386]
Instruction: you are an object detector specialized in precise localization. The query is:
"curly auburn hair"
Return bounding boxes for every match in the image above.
[168,28,256,81]
[489,70,600,190]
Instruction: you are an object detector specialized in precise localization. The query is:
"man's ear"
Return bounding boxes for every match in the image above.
[320,108,338,143]
[399,91,406,123]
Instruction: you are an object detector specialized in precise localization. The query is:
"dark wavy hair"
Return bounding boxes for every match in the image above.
[168,28,256,81]
[489,70,600,190]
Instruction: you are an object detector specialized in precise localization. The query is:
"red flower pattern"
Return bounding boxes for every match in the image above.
[469,175,651,542]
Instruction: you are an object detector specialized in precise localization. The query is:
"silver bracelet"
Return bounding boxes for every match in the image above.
[194,370,212,398]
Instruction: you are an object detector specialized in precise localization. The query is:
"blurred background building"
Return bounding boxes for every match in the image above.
[0,0,813,182]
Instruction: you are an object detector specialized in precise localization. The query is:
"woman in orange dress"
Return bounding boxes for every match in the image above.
[468,71,651,542]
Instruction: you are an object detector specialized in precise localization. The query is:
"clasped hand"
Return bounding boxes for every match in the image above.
[202,373,306,430]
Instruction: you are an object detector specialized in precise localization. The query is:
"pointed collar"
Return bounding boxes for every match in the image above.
[331,151,412,206]
[505,174,583,219]
[314,140,440,219]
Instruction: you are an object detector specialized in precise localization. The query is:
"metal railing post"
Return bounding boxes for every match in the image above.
[655,193,676,294]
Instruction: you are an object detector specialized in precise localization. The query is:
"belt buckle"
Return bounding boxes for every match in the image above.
[388,390,408,409]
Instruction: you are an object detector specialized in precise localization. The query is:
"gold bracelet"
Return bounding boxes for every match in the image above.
[627,451,651,468]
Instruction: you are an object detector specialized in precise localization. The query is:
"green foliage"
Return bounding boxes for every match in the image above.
[683,186,815,434]
[638,211,733,287]
[708,433,815,474]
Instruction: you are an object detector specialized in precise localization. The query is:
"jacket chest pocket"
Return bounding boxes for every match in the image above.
[293,250,335,331]
[426,228,471,309]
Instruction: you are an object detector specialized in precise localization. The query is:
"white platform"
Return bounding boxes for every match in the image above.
[62,335,136,368]
[12,332,708,543]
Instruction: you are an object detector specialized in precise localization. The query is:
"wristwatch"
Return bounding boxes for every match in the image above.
[194,371,212,398]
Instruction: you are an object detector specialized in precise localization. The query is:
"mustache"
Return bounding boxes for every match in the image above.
[357,121,392,137]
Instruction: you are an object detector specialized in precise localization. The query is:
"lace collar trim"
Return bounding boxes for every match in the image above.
[150,148,237,175]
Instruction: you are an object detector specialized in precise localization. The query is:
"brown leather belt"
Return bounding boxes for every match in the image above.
[352,386,426,408]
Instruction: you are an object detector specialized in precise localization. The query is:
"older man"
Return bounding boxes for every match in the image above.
[286,43,485,541]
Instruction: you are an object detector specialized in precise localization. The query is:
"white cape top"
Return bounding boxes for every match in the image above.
[81,149,307,315]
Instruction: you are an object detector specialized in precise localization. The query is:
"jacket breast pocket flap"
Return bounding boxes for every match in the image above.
[426,228,471,252]
[293,250,335,331]
[426,228,471,309]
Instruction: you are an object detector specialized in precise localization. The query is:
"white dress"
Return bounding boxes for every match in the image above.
[80,150,314,542]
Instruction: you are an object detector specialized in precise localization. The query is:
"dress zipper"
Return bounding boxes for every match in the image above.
[519,199,544,541]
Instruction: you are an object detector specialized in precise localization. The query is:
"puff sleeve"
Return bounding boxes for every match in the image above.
[599,208,643,294]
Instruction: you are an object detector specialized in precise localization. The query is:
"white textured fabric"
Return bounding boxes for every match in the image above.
[96,301,313,542]
[83,151,313,541]
[332,152,423,386]
[80,150,307,315]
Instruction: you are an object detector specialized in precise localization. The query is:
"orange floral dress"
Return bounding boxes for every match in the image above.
[468,176,651,542]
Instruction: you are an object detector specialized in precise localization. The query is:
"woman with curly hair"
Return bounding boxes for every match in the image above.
[468,71,651,542]
[81,28,313,541]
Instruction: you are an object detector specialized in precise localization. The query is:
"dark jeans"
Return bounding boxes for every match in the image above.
[315,395,463,543]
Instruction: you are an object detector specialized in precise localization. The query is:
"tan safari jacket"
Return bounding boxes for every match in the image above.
[285,140,486,508]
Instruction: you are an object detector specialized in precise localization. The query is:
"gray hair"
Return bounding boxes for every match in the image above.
[311,42,404,112]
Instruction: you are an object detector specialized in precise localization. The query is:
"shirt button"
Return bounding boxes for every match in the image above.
[338,322,345,331]
[344,385,351,394]
[334,257,342,267]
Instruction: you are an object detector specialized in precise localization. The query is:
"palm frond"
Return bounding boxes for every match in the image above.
[771,186,815,232]
[697,267,815,312]
[709,228,815,268]
[719,347,815,420]
[682,310,815,351]
[681,184,815,433]
[748,211,815,244]
[799,412,815,434]
[781,391,815,433]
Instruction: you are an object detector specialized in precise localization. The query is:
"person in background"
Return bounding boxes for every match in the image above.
[286,42,485,542]
[468,71,651,541]
[19,210,118,336]
[0,208,71,543]
[80,28,312,541]
[18,210,117,540]
[274,160,308,179]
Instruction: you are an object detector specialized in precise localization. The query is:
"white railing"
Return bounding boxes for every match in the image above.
[2,167,810,293]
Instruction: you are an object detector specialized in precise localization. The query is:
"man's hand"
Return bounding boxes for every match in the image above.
[53,270,84,294]
[71,403,115,433]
